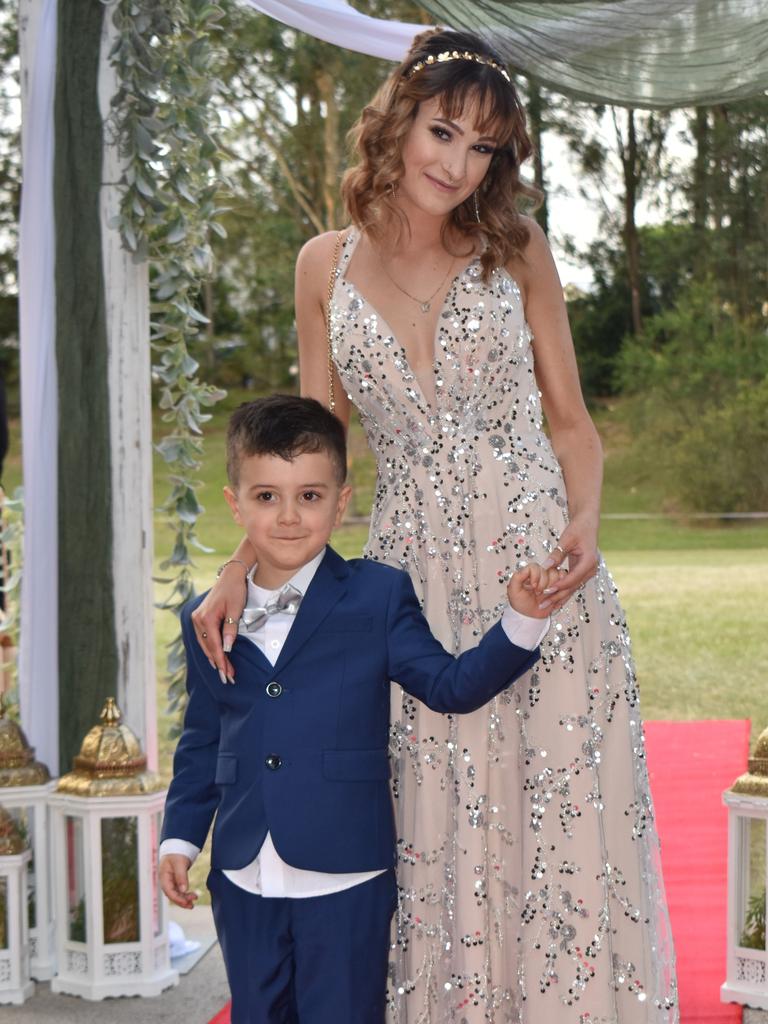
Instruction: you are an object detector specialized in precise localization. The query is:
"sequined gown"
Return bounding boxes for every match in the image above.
[329,229,678,1024]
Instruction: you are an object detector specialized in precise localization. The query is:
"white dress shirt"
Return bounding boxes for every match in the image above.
[160,550,549,898]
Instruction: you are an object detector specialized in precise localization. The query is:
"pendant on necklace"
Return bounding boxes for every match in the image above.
[420,301,430,313]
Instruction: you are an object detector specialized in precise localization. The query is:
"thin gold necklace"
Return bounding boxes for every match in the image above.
[379,251,455,314]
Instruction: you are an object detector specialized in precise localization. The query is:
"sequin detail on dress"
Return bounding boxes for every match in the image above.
[330,230,678,1023]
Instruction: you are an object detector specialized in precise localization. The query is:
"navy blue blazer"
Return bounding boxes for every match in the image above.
[161,546,540,874]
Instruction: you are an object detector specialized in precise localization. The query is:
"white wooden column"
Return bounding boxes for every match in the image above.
[97,16,157,769]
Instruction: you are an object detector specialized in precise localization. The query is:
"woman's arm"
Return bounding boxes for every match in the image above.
[296,230,352,428]
[191,231,353,678]
[508,219,602,610]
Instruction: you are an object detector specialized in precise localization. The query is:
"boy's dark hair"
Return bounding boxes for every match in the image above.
[226,395,347,487]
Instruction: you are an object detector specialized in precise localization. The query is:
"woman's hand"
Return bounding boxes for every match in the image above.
[190,563,249,684]
[538,516,600,612]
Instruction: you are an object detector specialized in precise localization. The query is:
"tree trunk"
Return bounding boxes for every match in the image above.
[691,107,710,234]
[527,80,549,235]
[203,274,215,372]
[316,69,340,231]
[622,109,643,334]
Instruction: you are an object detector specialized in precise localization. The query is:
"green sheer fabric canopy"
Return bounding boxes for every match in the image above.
[416,0,768,107]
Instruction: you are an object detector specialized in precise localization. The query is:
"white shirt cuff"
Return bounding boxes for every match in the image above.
[500,605,550,650]
[159,838,201,865]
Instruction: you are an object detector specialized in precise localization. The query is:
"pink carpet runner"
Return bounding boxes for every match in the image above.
[208,719,750,1024]
[644,719,748,1024]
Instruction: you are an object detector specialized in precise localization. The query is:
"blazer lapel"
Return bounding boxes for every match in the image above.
[230,633,273,675]
[273,546,349,674]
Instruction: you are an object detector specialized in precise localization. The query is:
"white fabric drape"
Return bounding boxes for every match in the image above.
[240,0,425,59]
[237,0,768,107]
[18,0,59,771]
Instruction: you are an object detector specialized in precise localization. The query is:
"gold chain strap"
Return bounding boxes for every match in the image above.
[326,230,343,413]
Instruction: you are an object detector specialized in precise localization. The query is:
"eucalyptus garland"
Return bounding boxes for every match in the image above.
[109,0,227,731]
[0,489,24,711]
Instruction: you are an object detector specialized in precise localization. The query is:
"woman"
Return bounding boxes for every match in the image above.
[193,29,677,1023]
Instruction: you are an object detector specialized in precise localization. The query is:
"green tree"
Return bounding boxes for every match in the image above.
[567,221,696,397]
[682,99,768,316]
[552,102,670,335]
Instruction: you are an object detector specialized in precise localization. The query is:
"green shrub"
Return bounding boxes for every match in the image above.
[614,281,768,512]
[672,378,768,512]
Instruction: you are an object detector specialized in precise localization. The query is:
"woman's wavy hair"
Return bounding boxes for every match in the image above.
[342,29,541,280]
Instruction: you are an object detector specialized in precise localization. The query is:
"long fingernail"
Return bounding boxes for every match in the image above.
[223,637,233,653]
[227,675,235,685]
[542,558,555,569]
[208,659,216,669]
[218,669,227,685]
[542,587,556,595]
[538,600,552,610]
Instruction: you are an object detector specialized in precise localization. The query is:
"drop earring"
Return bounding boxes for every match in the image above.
[473,190,481,223]
[388,182,399,200]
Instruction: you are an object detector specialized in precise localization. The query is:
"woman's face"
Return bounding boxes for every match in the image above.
[398,95,498,219]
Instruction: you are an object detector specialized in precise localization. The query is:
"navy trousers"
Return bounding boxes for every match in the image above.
[208,868,397,1024]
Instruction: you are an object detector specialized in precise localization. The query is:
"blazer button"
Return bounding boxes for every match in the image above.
[265,754,282,771]
[266,681,283,698]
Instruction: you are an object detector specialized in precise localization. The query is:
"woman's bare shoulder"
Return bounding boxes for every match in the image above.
[506,217,558,300]
[296,228,350,275]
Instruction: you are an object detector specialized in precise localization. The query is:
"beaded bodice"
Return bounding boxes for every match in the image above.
[330,228,566,648]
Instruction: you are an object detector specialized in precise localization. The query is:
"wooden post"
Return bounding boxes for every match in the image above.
[97,13,157,770]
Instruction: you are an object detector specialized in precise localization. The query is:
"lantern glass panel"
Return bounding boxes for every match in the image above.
[6,807,35,928]
[0,877,7,951]
[66,815,87,942]
[101,816,140,944]
[738,815,766,950]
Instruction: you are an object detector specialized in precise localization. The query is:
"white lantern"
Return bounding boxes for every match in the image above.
[0,804,33,1004]
[50,698,177,1000]
[0,698,56,980]
[722,726,768,1007]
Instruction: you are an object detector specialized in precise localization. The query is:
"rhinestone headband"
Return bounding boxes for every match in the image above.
[406,49,511,84]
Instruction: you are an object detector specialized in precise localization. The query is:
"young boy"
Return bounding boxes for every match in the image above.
[159,395,556,1024]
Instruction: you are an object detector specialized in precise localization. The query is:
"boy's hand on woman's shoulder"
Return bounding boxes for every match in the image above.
[507,563,562,619]
[159,853,198,910]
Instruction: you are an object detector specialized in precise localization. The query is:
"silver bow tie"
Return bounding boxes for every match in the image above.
[241,583,303,632]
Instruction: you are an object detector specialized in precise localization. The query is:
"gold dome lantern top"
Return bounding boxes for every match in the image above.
[0,694,51,788]
[56,698,163,797]
[730,724,768,799]
[0,804,28,855]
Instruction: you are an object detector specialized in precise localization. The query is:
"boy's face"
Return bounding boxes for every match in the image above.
[224,449,351,589]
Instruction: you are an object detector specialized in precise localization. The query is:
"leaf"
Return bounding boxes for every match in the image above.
[172,301,210,324]
[135,171,155,198]
[165,218,187,244]
[155,278,180,300]
[131,236,150,264]
[121,221,137,252]
[188,535,215,554]
[181,353,200,376]
[134,120,155,158]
